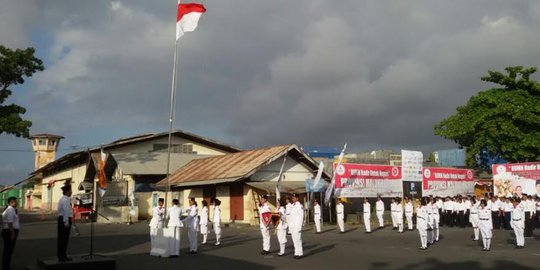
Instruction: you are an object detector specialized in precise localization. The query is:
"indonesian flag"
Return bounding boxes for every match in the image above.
[176,3,206,40]
[98,149,107,196]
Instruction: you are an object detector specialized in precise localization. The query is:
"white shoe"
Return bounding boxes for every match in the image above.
[215,242,220,246]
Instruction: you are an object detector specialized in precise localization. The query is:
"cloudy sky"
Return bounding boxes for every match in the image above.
[1,0,540,184]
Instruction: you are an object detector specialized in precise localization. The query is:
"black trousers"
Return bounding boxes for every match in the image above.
[57,216,72,260]
[445,211,453,227]
[503,212,511,229]
[524,212,533,237]
[2,229,19,269]
[491,212,500,229]
[458,211,465,228]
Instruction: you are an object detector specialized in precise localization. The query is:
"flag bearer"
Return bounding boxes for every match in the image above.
[276,199,288,256]
[375,196,385,228]
[166,199,182,257]
[313,200,322,233]
[511,198,525,248]
[478,200,493,251]
[336,198,345,233]
[212,199,222,246]
[404,197,414,230]
[200,200,209,245]
[258,195,272,255]
[416,198,429,250]
[289,194,304,259]
[181,198,198,254]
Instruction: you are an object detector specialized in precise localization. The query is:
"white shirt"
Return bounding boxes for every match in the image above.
[503,202,514,212]
[436,199,443,210]
[314,204,321,215]
[277,206,288,229]
[405,202,413,214]
[167,205,183,227]
[376,200,384,211]
[336,203,344,217]
[149,206,165,228]
[511,206,525,229]
[212,205,221,224]
[288,201,304,229]
[416,206,428,229]
[2,206,19,230]
[259,202,271,228]
[363,202,371,214]
[199,206,209,226]
[182,205,198,229]
[57,195,73,225]
[390,202,396,212]
[443,201,454,212]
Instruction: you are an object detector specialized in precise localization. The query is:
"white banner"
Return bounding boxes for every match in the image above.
[401,150,423,182]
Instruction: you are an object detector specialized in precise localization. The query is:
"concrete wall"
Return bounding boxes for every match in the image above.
[112,137,229,155]
[41,164,87,210]
[136,191,182,220]
[251,157,314,182]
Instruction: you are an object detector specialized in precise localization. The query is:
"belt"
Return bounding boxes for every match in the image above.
[406,211,412,213]
[392,211,399,212]
[337,212,343,214]
[363,212,369,214]
[512,219,521,221]
[428,213,432,215]
[470,212,478,214]
[417,217,425,220]
[376,209,383,211]
[480,218,489,221]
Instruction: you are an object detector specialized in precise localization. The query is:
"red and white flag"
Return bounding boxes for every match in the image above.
[176,2,206,40]
[98,149,107,197]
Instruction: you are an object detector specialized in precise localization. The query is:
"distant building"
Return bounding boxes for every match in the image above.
[302,146,340,159]
[24,130,240,222]
[433,149,466,167]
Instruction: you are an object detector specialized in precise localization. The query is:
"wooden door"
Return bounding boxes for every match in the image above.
[230,183,244,221]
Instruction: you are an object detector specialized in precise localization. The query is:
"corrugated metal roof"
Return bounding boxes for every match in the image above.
[113,152,211,175]
[158,144,331,187]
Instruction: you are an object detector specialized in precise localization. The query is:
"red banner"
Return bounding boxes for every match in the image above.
[334,164,402,198]
[493,162,540,197]
[422,167,474,197]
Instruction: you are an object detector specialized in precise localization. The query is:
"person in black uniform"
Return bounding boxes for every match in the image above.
[57,184,73,262]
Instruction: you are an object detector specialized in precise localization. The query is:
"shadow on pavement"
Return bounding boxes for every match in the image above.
[370,258,536,270]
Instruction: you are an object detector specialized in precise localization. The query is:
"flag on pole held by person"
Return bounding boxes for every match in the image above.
[324,144,347,206]
[98,148,107,197]
[275,154,288,201]
[176,2,207,40]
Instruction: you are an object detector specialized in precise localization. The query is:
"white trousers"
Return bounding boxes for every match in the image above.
[363,213,371,232]
[376,211,384,227]
[314,214,321,232]
[397,213,403,232]
[511,221,525,246]
[260,226,271,251]
[432,215,440,241]
[290,227,303,256]
[470,215,479,240]
[213,223,222,244]
[417,226,427,248]
[406,213,413,230]
[188,227,198,252]
[337,216,345,232]
[391,212,397,227]
[277,228,287,254]
[166,227,181,256]
[479,221,492,249]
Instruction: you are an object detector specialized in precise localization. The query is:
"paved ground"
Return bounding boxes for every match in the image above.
[10,212,540,270]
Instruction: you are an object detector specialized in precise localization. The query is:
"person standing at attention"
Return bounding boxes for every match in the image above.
[57,184,73,262]
[2,197,19,270]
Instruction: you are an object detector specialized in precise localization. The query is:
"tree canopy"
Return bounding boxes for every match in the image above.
[435,66,540,167]
[0,45,44,138]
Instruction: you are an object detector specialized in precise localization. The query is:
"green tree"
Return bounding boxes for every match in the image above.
[0,45,44,138]
[435,66,540,167]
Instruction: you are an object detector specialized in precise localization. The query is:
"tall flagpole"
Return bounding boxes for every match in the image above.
[165,12,180,214]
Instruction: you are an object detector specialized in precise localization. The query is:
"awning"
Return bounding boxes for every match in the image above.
[246,181,309,194]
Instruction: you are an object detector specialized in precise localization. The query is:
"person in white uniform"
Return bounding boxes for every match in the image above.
[336,198,345,233]
[200,200,209,245]
[363,198,371,233]
[2,197,19,269]
[57,184,74,262]
[426,198,434,245]
[166,199,183,257]
[289,194,304,259]
[478,199,493,251]
[469,198,480,241]
[404,197,414,230]
[259,195,272,255]
[375,196,385,228]
[181,198,199,254]
[212,199,222,246]
[511,198,525,248]
[430,198,440,241]
[149,198,165,256]
[313,199,322,233]
[390,198,398,230]
[276,199,288,256]
[396,198,404,233]
[416,198,429,250]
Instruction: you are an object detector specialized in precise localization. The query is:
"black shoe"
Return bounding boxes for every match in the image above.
[277,253,285,256]
[169,255,179,258]
[260,250,270,255]
[58,257,72,262]
[188,251,198,255]
[294,255,302,259]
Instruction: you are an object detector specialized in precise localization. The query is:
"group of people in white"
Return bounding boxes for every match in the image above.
[149,197,222,257]
[339,194,538,251]
[258,194,305,259]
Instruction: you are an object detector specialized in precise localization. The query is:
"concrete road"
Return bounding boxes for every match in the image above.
[11,213,540,270]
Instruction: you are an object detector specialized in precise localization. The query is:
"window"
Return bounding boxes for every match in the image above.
[152,143,197,154]
[48,140,56,146]
[38,139,45,145]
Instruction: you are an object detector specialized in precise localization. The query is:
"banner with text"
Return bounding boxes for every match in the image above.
[334,163,403,198]
[492,162,540,198]
[402,150,423,182]
[422,167,475,197]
